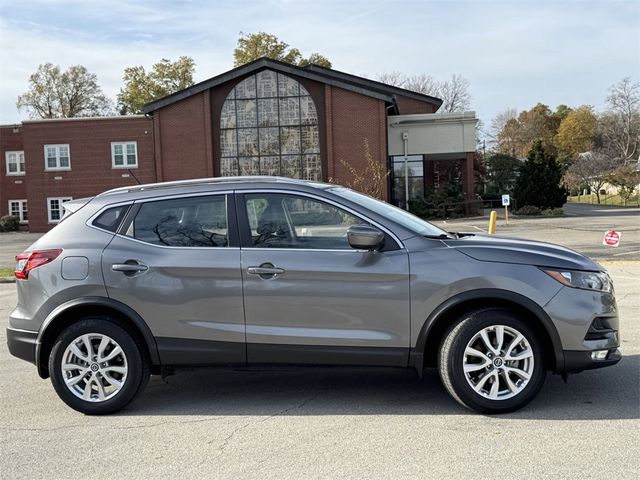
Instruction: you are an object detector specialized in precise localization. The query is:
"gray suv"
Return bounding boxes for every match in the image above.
[7,177,620,414]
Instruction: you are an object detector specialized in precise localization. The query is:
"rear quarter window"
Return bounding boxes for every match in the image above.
[92,205,130,233]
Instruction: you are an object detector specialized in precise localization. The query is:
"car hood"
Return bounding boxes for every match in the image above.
[442,233,602,271]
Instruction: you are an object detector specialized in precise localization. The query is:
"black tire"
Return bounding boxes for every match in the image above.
[438,308,546,414]
[49,318,150,415]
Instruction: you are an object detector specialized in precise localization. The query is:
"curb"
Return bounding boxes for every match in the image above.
[0,277,16,284]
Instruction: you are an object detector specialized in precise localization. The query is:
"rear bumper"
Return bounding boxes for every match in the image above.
[563,348,622,373]
[6,327,37,364]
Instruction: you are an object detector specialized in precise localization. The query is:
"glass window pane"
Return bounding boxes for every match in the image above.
[280,127,300,155]
[279,97,300,126]
[302,154,322,181]
[235,75,256,99]
[301,125,320,153]
[300,96,317,125]
[257,70,278,97]
[114,144,123,155]
[59,145,69,156]
[220,129,237,157]
[244,193,365,249]
[238,128,258,156]
[220,157,238,176]
[8,161,17,172]
[47,157,57,169]
[126,143,136,154]
[239,157,260,176]
[410,178,424,200]
[257,98,278,127]
[281,155,301,178]
[132,195,228,247]
[93,205,128,232]
[259,127,279,155]
[59,156,69,167]
[220,100,236,128]
[236,99,257,128]
[259,156,280,176]
[114,154,124,166]
[278,73,299,96]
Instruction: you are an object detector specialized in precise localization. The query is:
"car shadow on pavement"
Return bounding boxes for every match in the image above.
[121,354,639,420]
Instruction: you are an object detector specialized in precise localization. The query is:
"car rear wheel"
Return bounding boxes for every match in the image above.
[49,318,150,415]
[438,308,546,414]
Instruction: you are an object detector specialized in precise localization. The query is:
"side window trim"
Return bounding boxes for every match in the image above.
[234,189,403,251]
[117,192,240,248]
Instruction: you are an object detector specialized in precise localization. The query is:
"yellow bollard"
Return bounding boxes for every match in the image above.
[488,210,497,234]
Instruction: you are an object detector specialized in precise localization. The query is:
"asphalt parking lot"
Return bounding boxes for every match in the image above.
[1,207,638,479]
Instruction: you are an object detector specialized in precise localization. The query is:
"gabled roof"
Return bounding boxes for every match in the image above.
[143,57,442,113]
[304,64,443,108]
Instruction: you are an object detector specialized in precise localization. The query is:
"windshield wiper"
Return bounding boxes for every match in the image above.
[424,234,454,239]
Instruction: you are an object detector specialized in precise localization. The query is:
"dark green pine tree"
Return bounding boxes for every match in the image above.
[513,141,568,209]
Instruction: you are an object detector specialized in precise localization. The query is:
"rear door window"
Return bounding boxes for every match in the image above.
[128,195,228,247]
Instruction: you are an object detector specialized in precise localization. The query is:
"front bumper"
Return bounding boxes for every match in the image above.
[563,348,622,373]
[6,327,37,364]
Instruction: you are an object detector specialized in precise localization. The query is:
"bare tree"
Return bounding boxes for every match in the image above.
[438,74,472,113]
[487,108,518,148]
[330,138,389,199]
[375,72,472,112]
[599,77,640,164]
[566,152,618,203]
[375,71,408,88]
[17,63,113,118]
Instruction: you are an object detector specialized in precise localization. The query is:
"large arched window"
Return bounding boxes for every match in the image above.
[219,69,321,181]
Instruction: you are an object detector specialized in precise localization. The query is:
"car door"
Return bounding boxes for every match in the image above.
[237,190,411,366]
[101,192,246,365]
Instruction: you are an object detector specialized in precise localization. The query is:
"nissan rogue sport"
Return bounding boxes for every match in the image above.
[7,177,621,414]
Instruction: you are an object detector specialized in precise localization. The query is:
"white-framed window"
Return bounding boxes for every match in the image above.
[8,200,28,223]
[111,141,138,168]
[47,197,72,223]
[44,144,71,171]
[5,151,25,175]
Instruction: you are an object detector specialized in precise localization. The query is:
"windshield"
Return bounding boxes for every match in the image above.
[329,187,449,237]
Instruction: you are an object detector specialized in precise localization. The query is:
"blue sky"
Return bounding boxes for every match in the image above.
[0,0,638,127]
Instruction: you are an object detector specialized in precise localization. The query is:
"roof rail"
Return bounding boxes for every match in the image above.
[99,176,310,196]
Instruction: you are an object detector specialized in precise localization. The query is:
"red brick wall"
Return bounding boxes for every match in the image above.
[155,93,211,181]
[0,126,27,220]
[21,117,155,232]
[395,95,438,115]
[327,87,389,200]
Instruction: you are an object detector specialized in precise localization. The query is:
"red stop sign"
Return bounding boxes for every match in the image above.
[603,230,621,247]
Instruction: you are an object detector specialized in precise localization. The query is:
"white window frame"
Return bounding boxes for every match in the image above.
[5,151,25,176]
[8,199,28,224]
[111,141,138,169]
[47,197,72,223]
[44,144,71,171]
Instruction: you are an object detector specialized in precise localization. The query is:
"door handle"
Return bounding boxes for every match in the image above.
[112,262,148,274]
[247,263,285,279]
[247,266,285,275]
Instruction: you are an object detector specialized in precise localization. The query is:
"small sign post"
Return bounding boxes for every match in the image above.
[603,230,621,247]
[501,194,510,225]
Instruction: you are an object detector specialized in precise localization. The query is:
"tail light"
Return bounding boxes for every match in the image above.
[15,249,63,279]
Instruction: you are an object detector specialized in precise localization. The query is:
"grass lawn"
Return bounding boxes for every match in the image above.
[0,267,14,278]
[567,194,640,207]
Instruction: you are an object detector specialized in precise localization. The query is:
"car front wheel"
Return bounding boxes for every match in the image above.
[49,318,150,415]
[438,308,546,414]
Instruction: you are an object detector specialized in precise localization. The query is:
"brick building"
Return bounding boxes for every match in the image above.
[1,58,477,232]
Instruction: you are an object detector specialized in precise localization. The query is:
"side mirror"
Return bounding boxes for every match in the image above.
[347,225,384,251]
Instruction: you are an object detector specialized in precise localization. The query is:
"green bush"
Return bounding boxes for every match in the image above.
[513,141,568,209]
[0,215,20,232]
[514,205,541,216]
[542,207,564,217]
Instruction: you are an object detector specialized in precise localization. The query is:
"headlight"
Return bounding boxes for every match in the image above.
[542,268,613,293]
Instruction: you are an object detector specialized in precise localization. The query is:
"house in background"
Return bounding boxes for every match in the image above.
[1,58,478,232]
